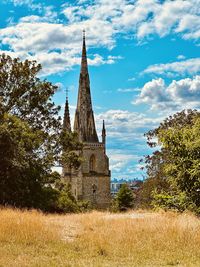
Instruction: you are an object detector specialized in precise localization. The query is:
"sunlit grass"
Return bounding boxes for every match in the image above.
[0,208,200,266]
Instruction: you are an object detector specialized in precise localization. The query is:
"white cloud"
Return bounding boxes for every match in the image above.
[61,0,200,42]
[118,88,140,93]
[143,58,200,77]
[175,13,200,40]
[134,78,169,105]
[134,76,200,112]
[95,109,161,142]
[0,0,200,76]
[136,0,200,40]
[8,0,32,5]
[0,19,122,75]
[108,152,136,172]
[177,55,186,60]
[128,77,136,82]
[168,76,200,102]
[5,0,43,11]
[108,147,149,178]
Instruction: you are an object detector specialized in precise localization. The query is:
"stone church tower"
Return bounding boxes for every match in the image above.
[62,32,111,208]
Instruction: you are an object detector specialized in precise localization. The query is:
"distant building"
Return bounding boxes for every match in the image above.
[111,181,123,197]
[62,31,111,209]
[111,179,143,197]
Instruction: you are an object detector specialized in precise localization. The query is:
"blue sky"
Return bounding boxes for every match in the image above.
[0,0,200,180]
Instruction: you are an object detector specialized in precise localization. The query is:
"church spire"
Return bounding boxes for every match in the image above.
[74,31,99,142]
[63,89,71,132]
[102,120,106,145]
[81,29,88,75]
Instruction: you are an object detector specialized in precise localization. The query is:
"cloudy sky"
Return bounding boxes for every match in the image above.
[1,0,200,180]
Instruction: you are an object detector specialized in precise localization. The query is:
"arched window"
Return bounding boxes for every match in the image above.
[90,154,96,172]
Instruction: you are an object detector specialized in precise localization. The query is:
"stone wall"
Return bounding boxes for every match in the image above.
[63,142,111,209]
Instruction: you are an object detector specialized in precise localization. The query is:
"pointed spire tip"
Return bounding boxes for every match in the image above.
[102,120,105,131]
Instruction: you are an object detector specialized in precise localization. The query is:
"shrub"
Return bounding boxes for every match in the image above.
[112,184,134,212]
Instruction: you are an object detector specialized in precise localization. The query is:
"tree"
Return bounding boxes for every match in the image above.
[0,113,43,207]
[138,176,169,209]
[0,54,62,163]
[156,117,200,208]
[143,109,200,213]
[0,54,81,210]
[54,182,79,213]
[115,184,134,211]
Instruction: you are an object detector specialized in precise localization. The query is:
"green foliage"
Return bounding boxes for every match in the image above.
[54,181,91,213]
[143,109,200,213]
[77,200,92,212]
[0,54,82,211]
[57,193,79,213]
[114,184,134,211]
[60,130,83,169]
[0,113,47,207]
[152,190,188,212]
[138,177,169,209]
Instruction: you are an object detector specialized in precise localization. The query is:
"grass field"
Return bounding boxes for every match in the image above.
[0,208,200,267]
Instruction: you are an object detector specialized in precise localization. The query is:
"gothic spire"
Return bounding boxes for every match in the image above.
[74,31,99,142]
[63,89,71,132]
[81,29,88,75]
[102,120,106,144]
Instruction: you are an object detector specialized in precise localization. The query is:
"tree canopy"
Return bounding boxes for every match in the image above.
[114,184,134,211]
[141,109,200,213]
[0,54,81,210]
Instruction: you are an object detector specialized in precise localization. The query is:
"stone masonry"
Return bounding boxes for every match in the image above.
[62,31,111,209]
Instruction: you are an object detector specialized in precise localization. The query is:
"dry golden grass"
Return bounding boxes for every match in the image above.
[0,208,200,266]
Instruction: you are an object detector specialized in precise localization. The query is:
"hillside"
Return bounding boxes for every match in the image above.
[0,209,200,266]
